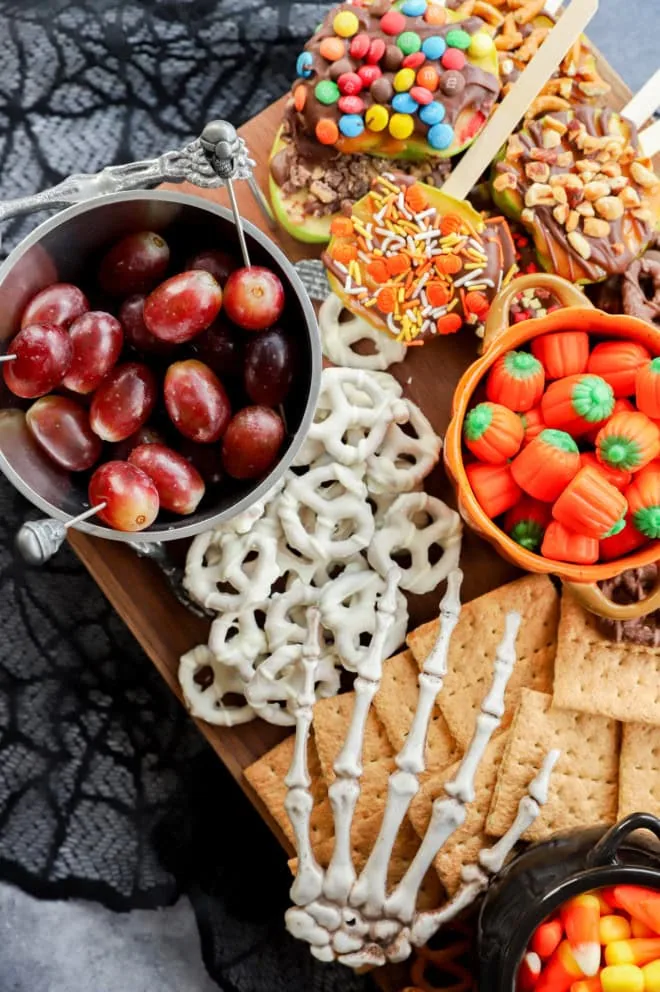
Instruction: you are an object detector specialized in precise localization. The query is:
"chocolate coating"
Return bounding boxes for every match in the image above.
[329,57,353,80]
[622,249,660,327]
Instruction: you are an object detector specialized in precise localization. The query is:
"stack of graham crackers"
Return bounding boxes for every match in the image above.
[245,572,659,906]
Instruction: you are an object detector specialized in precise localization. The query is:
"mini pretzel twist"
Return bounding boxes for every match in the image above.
[320,567,408,671]
[305,366,410,466]
[367,400,442,495]
[319,293,406,372]
[278,463,375,562]
[179,645,257,727]
[367,493,463,594]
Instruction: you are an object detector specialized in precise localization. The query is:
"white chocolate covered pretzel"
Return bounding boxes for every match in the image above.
[367,493,463,595]
[184,527,280,613]
[208,605,269,683]
[179,645,256,727]
[319,293,406,372]
[367,400,442,495]
[246,643,341,725]
[278,463,374,563]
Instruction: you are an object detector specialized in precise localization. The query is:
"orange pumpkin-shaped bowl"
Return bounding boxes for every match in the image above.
[444,273,660,620]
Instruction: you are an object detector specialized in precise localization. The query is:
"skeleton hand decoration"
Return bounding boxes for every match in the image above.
[284,569,559,968]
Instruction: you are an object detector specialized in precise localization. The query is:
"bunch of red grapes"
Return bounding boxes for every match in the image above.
[2,231,294,531]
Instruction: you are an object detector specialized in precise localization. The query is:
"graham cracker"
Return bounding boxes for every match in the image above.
[289,807,443,911]
[373,650,459,772]
[553,591,660,726]
[408,735,508,895]
[244,733,329,848]
[407,575,558,751]
[487,689,620,841]
[618,722,660,819]
[313,691,394,783]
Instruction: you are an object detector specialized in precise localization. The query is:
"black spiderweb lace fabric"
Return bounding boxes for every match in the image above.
[0,2,371,989]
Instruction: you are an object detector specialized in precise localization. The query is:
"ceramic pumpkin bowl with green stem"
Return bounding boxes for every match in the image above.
[444,272,660,621]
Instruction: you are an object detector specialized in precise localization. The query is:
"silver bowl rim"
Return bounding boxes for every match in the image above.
[0,187,322,543]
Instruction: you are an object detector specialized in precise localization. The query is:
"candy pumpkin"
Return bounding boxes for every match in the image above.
[626,464,660,539]
[636,357,660,419]
[541,374,614,436]
[580,451,632,492]
[486,350,545,413]
[504,497,552,552]
[510,429,580,503]
[599,515,648,561]
[584,397,635,444]
[587,340,651,398]
[463,402,524,464]
[531,330,589,380]
[552,465,628,540]
[518,405,546,446]
[466,462,522,520]
[595,411,660,473]
[542,520,599,565]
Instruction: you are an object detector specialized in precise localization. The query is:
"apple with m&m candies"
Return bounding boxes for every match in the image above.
[517,885,660,991]
[1,231,295,531]
[462,330,660,565]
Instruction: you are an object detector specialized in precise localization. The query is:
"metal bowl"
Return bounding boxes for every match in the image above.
[0,189,321,543]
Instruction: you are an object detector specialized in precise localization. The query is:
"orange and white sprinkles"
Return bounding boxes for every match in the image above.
[325,175,502,342]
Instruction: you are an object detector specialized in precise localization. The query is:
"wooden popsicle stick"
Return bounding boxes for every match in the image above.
[622,68,660,128]
[440,0,599,203]
[639,119,660,160]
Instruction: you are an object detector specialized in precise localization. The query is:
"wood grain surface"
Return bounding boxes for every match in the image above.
[67,45,636,860]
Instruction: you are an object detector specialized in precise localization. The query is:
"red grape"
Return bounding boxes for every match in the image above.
[190,317,242,377]
[143,271,222,343]
[186,249,237,286]
[98,231,170,296]
[26,395,102,471]
[63,311,123,394]
[244,328,293,406]
[164,359,231,443]
[119,294,171,354]
[222,406,285,479]
[3,323,73,398]
[20,283,89,329]
[129,442,205,515]
[89,362,157,442]
[89,460,159,532]
[111,425,164,461]
[223,266,285,331]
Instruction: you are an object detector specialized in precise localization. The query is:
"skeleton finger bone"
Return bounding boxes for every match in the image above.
[366,401,442,495]
[246,643,340,724]
[368,493,462,594]
[319,293,407,371]
[179,645,256,726]
[278,463,374,562]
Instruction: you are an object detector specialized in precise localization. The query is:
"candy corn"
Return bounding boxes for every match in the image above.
[611,887,660,933]
[571,980,602,992]
[536,941,585,992]
[631,919,655,939]
[600,964,644,992]
[605,938,660,967]
[519,952,543,991]
[599,916,632,945]
[562,894,602,976]
[639,894,660,934]
[532,920,564,960]
[642,960,660,992]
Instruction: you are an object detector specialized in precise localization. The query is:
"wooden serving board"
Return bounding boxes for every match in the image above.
[68,41,635,889]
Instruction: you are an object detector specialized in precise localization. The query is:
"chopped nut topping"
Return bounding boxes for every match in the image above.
[521,208,536,225]
[576,202,595,217]
[543,116,568,135]
[584,180,610,202]
[556,151,575,169]
[632,207,653,224]
[584,217,610,238]
[525,182,555,207]
[542,129,562,149]
[609,176,629,193]
[595,196,624,221]
[525,161,551,183]
[530,147,559,164]
[507,133,526,160]
[493,171,517,192]
[567,230,592,259]
[576,159,598,173]
[619,186,641,207]
[552,186,568,205]
[600,162,622,178]
[631,161,660,189]
[566,210,580,233]
[550,173,583,189]
[553,203,569,225]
